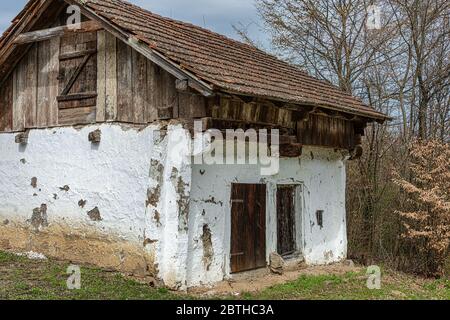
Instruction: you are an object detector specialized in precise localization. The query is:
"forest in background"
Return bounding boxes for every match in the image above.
[237,0,449,277]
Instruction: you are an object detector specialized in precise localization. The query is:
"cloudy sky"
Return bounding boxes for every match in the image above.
[0,0,267,45]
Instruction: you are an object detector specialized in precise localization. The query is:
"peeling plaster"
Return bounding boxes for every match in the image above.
[87,207,102,222]
[78,199,87,208]
[201,224,214,271]
[29,204,48,230]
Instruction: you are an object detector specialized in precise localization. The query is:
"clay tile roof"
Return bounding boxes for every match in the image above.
[1,0,389,121]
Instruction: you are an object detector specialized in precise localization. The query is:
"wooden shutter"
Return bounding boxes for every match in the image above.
[230,183,267,273]
[57,31,97,125]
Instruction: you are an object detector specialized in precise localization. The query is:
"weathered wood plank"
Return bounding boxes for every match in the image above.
[0,75,13,131]
[35,37,60,127]
[13,20,102,45]
[297,113,356,149]
[13,44,38,130]
[96,30,106,122]
[146,60,158,122]
[178,93,206,118]
[157,68,175,119]
[132,50,147,123]
[58,106,96,125]
[105,31,117,121]
[12,67,23,131]
[57,92,97,102]
[26,44,37,128]
[37,40,51,126]
[59,48,97,61]
[201,117,294,132]
[117,40,132,122]
[48,36,60,126]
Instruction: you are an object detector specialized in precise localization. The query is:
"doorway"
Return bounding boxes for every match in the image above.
[276,185,297,256]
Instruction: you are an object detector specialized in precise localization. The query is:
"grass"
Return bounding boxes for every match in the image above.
[0,250,448,300]
[243,271,449,300]
[0,251,180,300]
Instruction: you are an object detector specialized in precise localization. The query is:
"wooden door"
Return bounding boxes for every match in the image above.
[277,185,297,256]
[230,183,267,273]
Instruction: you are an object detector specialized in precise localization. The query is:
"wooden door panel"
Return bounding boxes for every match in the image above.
[277,185,297,256]
[231,183,266,273]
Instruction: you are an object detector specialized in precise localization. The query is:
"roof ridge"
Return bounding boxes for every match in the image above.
[86,0,359,100]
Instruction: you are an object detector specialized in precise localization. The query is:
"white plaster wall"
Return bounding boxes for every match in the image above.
[0,124,157,243]
[187,146,348,287]
[147,125,193,289]
[0,123,192,288]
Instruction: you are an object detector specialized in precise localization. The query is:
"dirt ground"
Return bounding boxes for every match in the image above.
[189,261,360,296]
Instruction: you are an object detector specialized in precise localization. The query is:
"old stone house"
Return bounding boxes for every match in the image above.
[0,0,388,289]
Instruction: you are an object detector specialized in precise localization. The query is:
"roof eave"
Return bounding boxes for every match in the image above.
[216,88,390,123]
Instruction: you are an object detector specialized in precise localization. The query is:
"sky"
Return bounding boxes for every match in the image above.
[0,0,267,45]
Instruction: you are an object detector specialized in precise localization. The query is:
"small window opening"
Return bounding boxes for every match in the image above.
[316,210,324,229]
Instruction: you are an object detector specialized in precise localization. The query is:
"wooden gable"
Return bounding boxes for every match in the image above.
[0,0,368,155]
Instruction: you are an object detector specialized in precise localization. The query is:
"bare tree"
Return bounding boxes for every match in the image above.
[237,0,450,273]
[388,0,450,139]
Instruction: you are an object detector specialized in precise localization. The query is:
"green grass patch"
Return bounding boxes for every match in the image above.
[0,251,182,300]
[0,250,448,300]
[251,270,449,300]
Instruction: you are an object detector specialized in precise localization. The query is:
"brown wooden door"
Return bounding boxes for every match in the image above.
[277,185,297,256]
[230,183,267,273]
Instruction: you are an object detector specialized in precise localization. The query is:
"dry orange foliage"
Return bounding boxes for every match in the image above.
[393,139,450,276]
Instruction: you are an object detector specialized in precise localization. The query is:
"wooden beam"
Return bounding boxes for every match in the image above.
[13,21,102,45]
[57,92,98,103]
[201,117,294,132]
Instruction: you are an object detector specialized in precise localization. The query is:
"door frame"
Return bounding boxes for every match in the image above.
[225,181,306,277]
[273,182,305,259]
